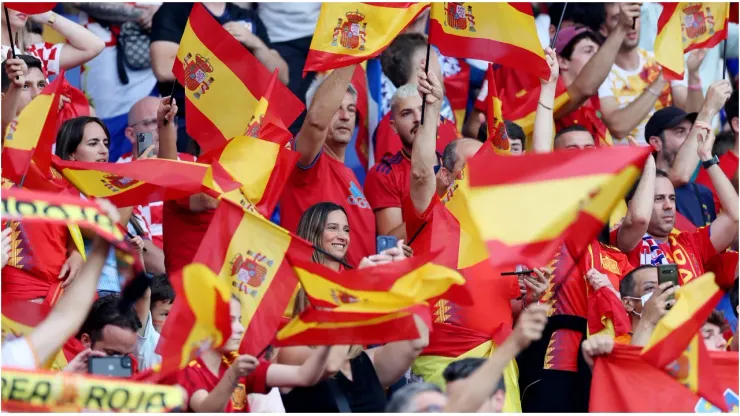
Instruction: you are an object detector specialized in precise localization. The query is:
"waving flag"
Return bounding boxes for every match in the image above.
[351,64,372,171]
[3,3,57,14]
[590,343,738,412]
[173,3,304,156]
[51,156,233,208]
[655,2,730,80]
[304,2,431,74]
[194,200,314,355]
[464,146,651,270]
[1,71,64,184]
[429,3,548,80]
[482,64,511,155]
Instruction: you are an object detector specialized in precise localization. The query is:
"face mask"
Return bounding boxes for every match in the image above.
[623,292,654,317]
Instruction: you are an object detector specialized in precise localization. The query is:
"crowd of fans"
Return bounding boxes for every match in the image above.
[0,1,738,413]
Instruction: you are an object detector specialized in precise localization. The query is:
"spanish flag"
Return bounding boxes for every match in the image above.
[193,199,314,355]
[483,64,511,155]
[429,3,549,80]
[655,2,730,80]
[640,273,728,410]
[51,156,232,208]
[1,70,64,184]
[464,146,651,270]
[351,65,371,171]
[156,263,232,375]
[276,305,427,347]
[444,59,471,134]
[304,3,431,74]
[590,343,738,412]
[173,3,304,156]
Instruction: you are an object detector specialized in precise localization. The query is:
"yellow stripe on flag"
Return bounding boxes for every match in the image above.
[446,171,492,268]
[654,5,684,79]
[3,95,54,151]
[178,21,258,140]
[59,169,146,198]
[219,135,278,206]
[279,310,411,338]
[311,3,430,59]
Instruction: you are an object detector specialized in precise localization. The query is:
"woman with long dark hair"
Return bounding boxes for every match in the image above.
[278,202,429,413]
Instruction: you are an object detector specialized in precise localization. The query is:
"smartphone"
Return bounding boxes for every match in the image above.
[376,235,398,254]
[88,356,133,378]
[657,264,679,303]
[136,132,154,157]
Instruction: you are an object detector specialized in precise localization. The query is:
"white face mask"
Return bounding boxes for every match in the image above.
[623,292,654,317]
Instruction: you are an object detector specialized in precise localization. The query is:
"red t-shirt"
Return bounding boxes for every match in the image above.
[179,357,272,412]
[705,250,738,290]
[610,226,718,285]
[162,198,214,274]
[373,112,458,164]
[1,174,71,301]
[280,151,375,268]
[364,151,412,212]
[694,151,739,211]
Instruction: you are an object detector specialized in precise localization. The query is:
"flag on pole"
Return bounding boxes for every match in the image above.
[304,2,431,74]
[1,71,64,183]
[193,200,314,355]
[464,146,652,270]
[429,2,549,80]
[172,3,304,155]
[482,64,511,155]
[655,2,730,80]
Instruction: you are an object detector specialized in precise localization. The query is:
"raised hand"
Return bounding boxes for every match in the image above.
[510,302,548,350]
[540,47,559,85]
[416,59,444,106]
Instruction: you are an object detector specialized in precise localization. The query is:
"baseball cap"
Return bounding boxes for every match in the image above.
[644,107,698,141]
[554,26,591,56]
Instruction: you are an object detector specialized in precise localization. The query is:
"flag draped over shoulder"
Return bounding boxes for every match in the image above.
[51,156,233,208]
[156,263,232,377]
[655,2,730,80]
[1,71,64,184]
[304,2,431,74]
[483,64,511,155]
[590,343,738,412]
[172,3,303,155]
[640,273,728,410]
[464,146,651,270]
[429,2,549,80]
[194,200,314,355]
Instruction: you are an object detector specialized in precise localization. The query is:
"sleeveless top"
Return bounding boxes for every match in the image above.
[282,351,387,413]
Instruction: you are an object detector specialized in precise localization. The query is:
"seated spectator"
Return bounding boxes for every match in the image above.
[0,8,104,79]
[75,2,161,163]
[280,65,375,267]
[702,310,729,351]
[296,202,350,271]
[150,2,287,152]
[179,296,332,412]
[1,203,115,369]
[385,383,447,413]
[443,358,506,413]
[621,276,677,347]
[77,294,141,359]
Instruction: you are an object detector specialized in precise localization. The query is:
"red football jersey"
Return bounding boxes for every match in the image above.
[694,151,738,212]
[610,226,718,285]
[364,151,411,212]
[373,112,458,163]
[280,151,375,268]
[162,197,214,275]
[179,357,271,412]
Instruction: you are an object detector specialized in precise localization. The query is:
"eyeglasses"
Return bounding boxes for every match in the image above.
[128,118,158,130]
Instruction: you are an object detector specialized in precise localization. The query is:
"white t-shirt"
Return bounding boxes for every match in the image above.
[256,3,320,43]
[1,337,38,370]
[136,311,162,371]
[248,388,286,413]
[78,7,158,119]
[597,48,688,145]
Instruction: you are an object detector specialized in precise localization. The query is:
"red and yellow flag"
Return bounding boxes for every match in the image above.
[640,272,728,410]
[193,199,314,355]
[483,64,511,155]
[156,263,232,376]
[304,2,431,74]
[1,71,64,184]
[464,146,651,270]
[172,3,304,155]
[51,156,234,208]
[351,65,371,171]
[429,3,548,80]
[655,2,730,80]
[590,343,738,412]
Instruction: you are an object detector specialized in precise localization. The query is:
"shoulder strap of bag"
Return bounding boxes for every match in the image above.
[327,378,352,413]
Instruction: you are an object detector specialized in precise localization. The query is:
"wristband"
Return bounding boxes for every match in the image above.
[702,155,720,170]
[688,84,702,91]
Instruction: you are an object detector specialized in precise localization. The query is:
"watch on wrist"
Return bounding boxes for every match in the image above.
[702,155,719,170]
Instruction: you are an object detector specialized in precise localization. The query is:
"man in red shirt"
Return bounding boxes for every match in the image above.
[279,65,375,267]
[612,126,739,284]
[695,88,739,211]
[364,82,445,240]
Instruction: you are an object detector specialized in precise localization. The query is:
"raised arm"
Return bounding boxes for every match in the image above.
[157,96,178,161]
[600,75,668,139]
[29,200,117,365]
[29,11,104,70]
[410,59,443,214]
[266,346,332,388]
[697,127,740,253]
[444,304,548,412]
[557,3,637,116]
[294,65,356,166]
[617,154,656,252]
[668,80,732,186]
[367,314,430,388]
[629,282,675,347]
[670,49,707,113]
[532,47,559,153]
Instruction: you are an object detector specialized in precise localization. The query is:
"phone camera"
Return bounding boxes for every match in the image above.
[122,356,132,368]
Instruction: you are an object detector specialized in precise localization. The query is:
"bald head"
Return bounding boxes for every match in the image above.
[439,138,482,190]
[125,96,161,157]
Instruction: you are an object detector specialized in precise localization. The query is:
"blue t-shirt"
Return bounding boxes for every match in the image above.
[675,182,716,228]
